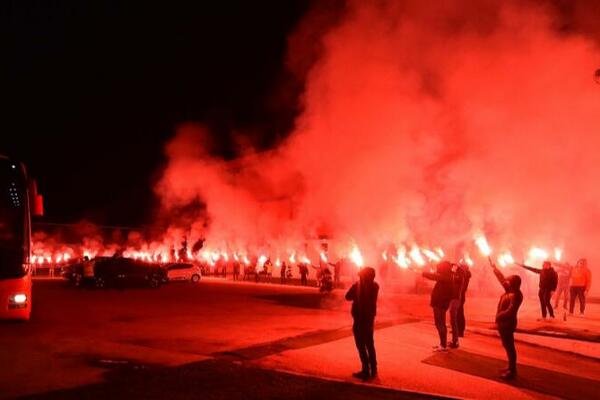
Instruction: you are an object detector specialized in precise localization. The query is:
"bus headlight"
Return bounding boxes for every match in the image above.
[8,293,28,309]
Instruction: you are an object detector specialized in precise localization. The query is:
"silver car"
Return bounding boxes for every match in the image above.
[166,263,202,283]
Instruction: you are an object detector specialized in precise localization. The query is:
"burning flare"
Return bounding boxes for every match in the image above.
[475,235,492,257]
[349,245,364,268]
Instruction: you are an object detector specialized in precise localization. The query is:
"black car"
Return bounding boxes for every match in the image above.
[61,260,84,286]
[93,257,166,289]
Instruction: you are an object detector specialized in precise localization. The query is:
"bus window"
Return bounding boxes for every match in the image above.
[0,161,27,279]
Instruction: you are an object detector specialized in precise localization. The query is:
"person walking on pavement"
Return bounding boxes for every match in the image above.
[517,261,558,320]
[345,267,379,381]
[570,258,592,316]
[422,261,453,352]
[491,260,523,380]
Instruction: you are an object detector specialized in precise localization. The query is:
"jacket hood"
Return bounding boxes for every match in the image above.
[436,261,453,274]
[359,267,376,283]
[507,275,521,291]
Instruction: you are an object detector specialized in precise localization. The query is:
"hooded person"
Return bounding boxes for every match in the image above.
[491,262,523,380]
[422,261,453,352]
[518,261,558,320]
[448,263,467,348]
[345,266,379,380]
[570,258,592,315]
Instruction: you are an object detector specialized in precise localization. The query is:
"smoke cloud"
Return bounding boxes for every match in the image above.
[155,0,600,290]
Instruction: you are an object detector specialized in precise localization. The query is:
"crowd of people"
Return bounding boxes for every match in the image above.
[516,258,592,319]
[346,257,592,382]
[225,257,344,289]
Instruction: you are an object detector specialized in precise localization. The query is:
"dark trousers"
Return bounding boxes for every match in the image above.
[449,299,461,344]
[353,321,376,373]
[433,307,447,348]
[301,274,307,286]
[457,298,466,337]
[569,286,586,314]
[538,288,554,318]
[499,328,517,373]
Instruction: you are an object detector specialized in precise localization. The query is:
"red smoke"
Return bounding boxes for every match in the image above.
[155,1,600,291]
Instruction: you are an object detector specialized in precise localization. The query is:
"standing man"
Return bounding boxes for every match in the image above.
[570,258,592,316]
[82,256,94,281]
[448,264,465,348]
[491,261,523,380]
[553,262,572,311]
[232,261,240,281]
[333,259,342,288]
[457,262,472,337]
[280,261,287,284]
[299,263,309,286]
[422,261,453,352]
[345,267,379,381]
[518,261,558,320]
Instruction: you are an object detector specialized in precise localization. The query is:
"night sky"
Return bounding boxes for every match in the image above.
[2,1,309,226]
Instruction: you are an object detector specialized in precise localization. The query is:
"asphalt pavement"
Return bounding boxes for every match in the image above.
[1,278,599,399]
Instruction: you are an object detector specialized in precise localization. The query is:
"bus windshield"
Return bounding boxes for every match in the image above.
[0,160,28,279]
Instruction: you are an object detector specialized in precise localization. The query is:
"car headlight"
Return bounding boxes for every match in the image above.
[8,293,28,309]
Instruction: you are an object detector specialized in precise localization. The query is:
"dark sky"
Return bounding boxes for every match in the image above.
[2,1,309,226]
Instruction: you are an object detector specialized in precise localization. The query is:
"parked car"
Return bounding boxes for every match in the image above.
[61,260,83,285]
[166,263,201,283]
[93,257,166,289]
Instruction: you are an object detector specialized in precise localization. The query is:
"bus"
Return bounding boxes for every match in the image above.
[0,155,43,321]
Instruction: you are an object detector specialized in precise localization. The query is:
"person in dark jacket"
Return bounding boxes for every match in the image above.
[333,260,342,288]
[422,261,453,352]
[345,267,379,380]
[232,261,240,281]
[491,261,523,380]
[448,263,465,348]
[280,261,287,284]
[457,262,472,337]
[299,263,309,286]
[518,261,558,319]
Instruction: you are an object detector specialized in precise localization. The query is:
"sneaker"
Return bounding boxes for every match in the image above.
[432,346,448,352]
[370,367,378,379]
[352,371,370,381]
[448,342,459,349]
[536,317,546,321]
[500,370,516,380]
